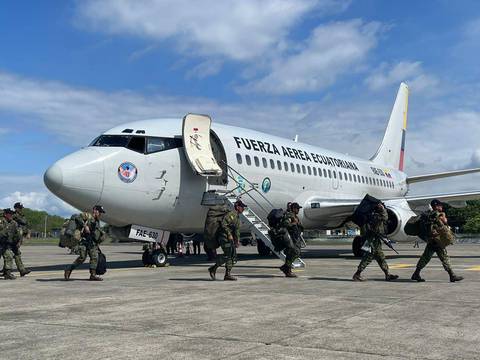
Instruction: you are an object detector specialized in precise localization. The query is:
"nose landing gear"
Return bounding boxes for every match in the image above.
[142,243,169,267]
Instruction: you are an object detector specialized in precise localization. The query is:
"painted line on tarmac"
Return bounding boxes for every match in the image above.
[466,265,480,271]
[389,263,414,269]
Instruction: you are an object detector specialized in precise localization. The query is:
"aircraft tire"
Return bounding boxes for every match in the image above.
[352,236,365,258]
[257,239,271,256]
[152,249,168,267]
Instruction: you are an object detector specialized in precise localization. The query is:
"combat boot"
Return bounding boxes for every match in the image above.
[208,265,218,280]
[224,269,237,281]
[285,268,298,278]
[279,264,289,276]
[20,269,31,277]
[4,270,16,280]
[89,269,103,281]
[411,269,425,282]
[385,274,399,281]
[352,271,366,281]
[64,268,72,281]
[448,271,464,283]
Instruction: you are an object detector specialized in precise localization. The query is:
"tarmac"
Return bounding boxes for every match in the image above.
[1,242,479,360]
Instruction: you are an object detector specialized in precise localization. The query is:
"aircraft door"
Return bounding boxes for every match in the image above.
[182,114,223,177]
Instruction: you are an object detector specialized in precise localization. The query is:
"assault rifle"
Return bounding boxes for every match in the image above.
[379,235,399,254]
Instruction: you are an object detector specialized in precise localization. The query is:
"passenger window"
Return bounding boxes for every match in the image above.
[236,153,242,165]
[277,160,282,170]
[262,157,267,168]
[339,172,343,180]
[328,170,332,178]
[353,174,357,183]
[284,162,289,171]
[254,156,260,167]
[301,165,306,174]
[323,169,327,177]
[307,166,311,175]
[290,163,295,172]
[127,136,146,153]
[318,168,322,177]
[270,159,275,169]
[313,167,317,176]
[344,172,347,181]
[333,171,337,179]
[349,174,352,182]
[246,155,252,166]
[146,137,182,154]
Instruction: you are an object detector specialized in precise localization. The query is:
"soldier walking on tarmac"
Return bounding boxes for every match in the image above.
[11,202,31,276]
[279,202,304,278]
[0,209,22,280]
[353,202,399,281]
[64,205,106,281]
[411,199,463,282]
[208,200,246,281]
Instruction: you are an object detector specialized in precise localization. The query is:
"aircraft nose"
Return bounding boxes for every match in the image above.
[43,148,105,210]
[44,163,63,194]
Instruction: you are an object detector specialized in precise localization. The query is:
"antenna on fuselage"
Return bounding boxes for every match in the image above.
[294,135,299,142]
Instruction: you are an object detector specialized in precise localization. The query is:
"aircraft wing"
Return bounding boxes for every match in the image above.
[404,191,480,208]
[407,168,480,184]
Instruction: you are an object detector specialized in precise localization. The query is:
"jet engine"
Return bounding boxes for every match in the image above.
[384,199,420,243]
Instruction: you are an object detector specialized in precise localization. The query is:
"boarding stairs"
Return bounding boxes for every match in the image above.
[201,162,306,269]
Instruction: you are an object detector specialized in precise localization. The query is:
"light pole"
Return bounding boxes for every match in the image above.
[44,215,48,238]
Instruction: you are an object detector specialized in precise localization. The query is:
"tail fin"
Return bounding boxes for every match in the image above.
[370,82,409,171]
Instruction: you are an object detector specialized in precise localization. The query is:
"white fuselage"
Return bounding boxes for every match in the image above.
[44,118,408,233]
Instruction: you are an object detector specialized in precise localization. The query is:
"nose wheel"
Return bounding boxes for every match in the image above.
[142,243,169,267]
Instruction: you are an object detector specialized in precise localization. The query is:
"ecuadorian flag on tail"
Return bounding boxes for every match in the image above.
[371,83,409,172]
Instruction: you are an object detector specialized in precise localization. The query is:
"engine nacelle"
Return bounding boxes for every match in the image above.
[384,199,420,243]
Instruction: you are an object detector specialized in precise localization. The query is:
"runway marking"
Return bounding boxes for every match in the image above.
[466,265,480,271]
[389,263,414,269]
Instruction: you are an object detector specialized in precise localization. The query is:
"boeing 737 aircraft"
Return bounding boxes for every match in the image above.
[44,83,480,265]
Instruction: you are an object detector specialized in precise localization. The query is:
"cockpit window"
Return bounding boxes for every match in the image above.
[92,135,131,147]
[146,137,183,154]
[127,136,146,153]
[90,135,183,154]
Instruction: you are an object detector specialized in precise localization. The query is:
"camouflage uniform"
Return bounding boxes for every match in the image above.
[281,211,303,269]
[412,210,461,282]
[215,210,240,271]
[12,211,29,274]
[356,206,393,277]
[68,213,101,272]
[0,216,21,279]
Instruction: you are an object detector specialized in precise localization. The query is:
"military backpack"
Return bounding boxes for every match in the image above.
[59,215,82,249]
[204,205,229,250]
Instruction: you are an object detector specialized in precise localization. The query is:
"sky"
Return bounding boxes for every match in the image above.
[1,0,479,216]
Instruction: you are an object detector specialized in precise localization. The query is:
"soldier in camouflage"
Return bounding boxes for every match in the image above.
[0,209,21,280]
[353,203,399,281]
[11,202,31,276]
[411,199,463,282]
[279,202,303,278]
[208,200,246,281]
[64,205,106,281]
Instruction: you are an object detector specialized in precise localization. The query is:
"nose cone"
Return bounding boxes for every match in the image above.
[44,163,63,195]
[44,148,105,210]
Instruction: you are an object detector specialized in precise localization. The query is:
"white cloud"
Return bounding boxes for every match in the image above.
[241,20,381,94]
[469,149,480,168]
[0,191,77,216]
[365,61,438,93]
[185,60,223,79]
[75,0,339,61]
